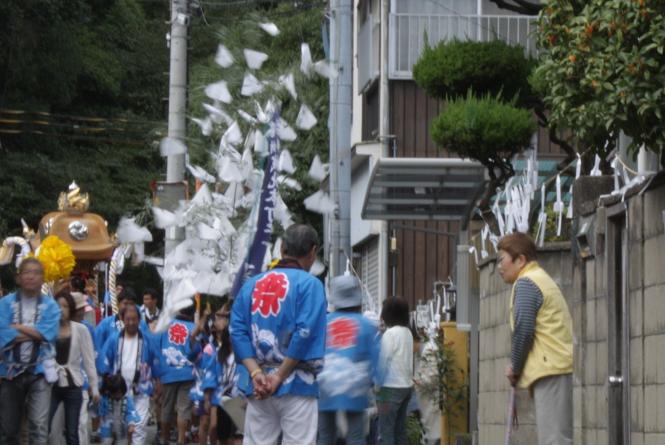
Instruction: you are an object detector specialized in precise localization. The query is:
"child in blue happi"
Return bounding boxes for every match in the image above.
[153,306,201,445]
[98,374,141,445]
[202,302,245,444]
[317,275,380,445]
[188,307,216,445]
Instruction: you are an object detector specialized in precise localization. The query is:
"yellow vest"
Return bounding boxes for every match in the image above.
[509,261,573,388]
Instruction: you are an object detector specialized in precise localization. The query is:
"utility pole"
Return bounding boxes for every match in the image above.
[165,0,189,255]
[328,0,353,278]
[378,0,390,303]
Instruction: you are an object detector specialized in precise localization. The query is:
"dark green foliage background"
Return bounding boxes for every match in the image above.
[0,0,328,291]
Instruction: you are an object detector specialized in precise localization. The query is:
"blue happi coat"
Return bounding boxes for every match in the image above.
[153,319,200,385]
[0,292,61,378]
[97,330,159,396]
[230,267,327,398]
[93,311,149,352]
[98,393,141,439]
[189,340,216,404]
[201,349,245,406]
[318,312,380,412]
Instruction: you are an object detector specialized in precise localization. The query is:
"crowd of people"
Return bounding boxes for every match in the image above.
[0,224,573,445]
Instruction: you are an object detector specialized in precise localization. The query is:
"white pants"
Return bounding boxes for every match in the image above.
[243,395,317,445]
[101,395,149,445]
[132,394,150,445]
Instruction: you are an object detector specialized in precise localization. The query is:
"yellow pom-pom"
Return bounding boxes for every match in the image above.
[36,235,76,282]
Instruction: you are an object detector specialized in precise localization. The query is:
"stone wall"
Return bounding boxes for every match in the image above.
[475,179,665,444]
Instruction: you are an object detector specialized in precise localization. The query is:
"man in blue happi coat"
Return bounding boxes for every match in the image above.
[230,224,327,445]
[317,274,380,445]
[94,287,149,352]
[0,257,61,445]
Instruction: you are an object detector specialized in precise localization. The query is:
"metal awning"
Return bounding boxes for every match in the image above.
[361,157,486,221]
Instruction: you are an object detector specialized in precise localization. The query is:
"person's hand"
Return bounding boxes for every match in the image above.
[128,424,135,435]
[252,371,270,399]
[91,393,100,405]
[265,372,284,396]
[505,365,520,387]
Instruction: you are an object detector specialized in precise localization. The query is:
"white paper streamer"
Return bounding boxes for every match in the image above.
[222,121,243,146]
[259,22,280,36]
[191,116,213,136]
[117,217,153,244]
[308,155,327,182]
[278,149,296,174]
[314,60,337,79]
[554,175,564,236]
[241,73,264,96]
[590,154,602,176]
[480,225,489,259]
[214,44,234,68]
[152,207,177,229]
[203,103,234,125]
[244,49,269,70]
[535,184,547,247]
[300,43,313,76]
[295,104,317,130]
[278,73,297,100]
[304,190,335,214]
[204,81,232,103]
[276,119,297,141]
[159,137,187,157]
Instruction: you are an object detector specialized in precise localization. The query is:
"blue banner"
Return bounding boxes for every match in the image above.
[230,119,279,297]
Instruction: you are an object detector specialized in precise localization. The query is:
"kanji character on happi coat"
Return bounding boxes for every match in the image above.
[230,224,327,445]
[317,275,380,445]
[152,305,201,445]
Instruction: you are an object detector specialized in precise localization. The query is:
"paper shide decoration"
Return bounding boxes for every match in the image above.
[115,20,333,331]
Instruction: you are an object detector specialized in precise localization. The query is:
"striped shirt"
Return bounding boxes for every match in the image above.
[511,278,543,375]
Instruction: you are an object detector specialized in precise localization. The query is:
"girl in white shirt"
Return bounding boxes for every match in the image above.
[377,297,413,445]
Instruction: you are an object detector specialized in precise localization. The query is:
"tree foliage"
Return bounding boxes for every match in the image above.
[413,40,534,105]
[0,0,168,237]
[413,38,538,221]
[537,0,665,166]
[431,93,536,210]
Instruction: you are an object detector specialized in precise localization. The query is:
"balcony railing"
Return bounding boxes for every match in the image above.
[389,13,538,79]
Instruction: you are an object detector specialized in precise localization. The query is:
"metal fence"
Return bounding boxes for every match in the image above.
[389,13,538,79]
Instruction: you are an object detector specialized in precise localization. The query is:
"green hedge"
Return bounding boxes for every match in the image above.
[413,39,534,104]
[431,93,536,162]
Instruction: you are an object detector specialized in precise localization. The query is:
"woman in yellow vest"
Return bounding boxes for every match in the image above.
[497,232,573,445]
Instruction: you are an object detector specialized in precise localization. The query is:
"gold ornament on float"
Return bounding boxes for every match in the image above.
[57,181,90,214]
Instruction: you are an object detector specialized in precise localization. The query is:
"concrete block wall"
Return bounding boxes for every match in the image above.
[635,184,665,445]
[475,178,665,445]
